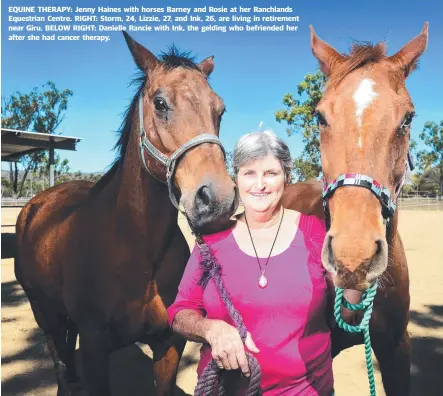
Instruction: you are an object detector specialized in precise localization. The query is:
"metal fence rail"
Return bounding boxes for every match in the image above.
[398,197,443,210]
[2,197,442,209]
[398,197,442,205]
[1,198,31,207]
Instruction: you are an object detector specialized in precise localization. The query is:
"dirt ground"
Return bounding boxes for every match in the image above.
[2,206,442,395]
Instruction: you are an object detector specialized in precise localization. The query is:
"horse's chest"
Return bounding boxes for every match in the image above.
[111,281,168,342]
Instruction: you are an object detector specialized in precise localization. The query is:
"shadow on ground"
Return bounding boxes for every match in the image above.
[1,233,16,259]
[2,330,192,396]
[1,327,55,396]
[3,274,440,396]
[409,305,443,396]
[2,273,193,396]
[1,279,28,308]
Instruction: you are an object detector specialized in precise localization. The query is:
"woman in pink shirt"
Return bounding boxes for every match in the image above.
[168,130,334,395]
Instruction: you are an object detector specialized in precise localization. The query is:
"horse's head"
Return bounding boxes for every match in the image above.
[310,23,428,290]
[123,33,238,234]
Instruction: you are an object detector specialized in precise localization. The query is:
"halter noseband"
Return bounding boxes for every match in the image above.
[322,174,397,222]
[138,94,225,211]
[322,152,413,231]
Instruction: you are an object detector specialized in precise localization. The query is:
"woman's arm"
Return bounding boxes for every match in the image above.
[167,244,207,329]
[171,309,212,343]
[167,243,258,375]
[173,309,258,376]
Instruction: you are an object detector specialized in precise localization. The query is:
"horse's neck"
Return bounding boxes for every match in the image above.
[119,162,176,230]
[95,139,179,257]
[387,211,408,277]
[388,212,400,245]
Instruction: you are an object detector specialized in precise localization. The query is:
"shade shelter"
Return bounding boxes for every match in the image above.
[1,128,82,187]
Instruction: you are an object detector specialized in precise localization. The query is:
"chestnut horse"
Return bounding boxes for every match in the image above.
[15,32,238,396]
[284,23,429,395]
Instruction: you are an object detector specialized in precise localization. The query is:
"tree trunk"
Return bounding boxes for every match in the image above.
[18,166,31,198]
[13,163,19,196]
[9,163,13,184]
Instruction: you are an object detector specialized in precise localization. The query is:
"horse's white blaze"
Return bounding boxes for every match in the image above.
[353,79,378,149]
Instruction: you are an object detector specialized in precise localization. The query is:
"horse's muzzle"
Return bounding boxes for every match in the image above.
[185,182,239,235]
[322,234,388,291]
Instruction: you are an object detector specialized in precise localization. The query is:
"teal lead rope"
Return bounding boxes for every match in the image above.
[334,282,378,396]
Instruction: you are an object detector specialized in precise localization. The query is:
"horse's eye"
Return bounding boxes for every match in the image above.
[315,111,328,127]
[153,97,169,113]
[401,112,415,128]
[399,111,415,135]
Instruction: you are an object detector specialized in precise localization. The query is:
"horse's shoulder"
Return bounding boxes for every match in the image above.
[17,180,94,237]
[283,180,324,219]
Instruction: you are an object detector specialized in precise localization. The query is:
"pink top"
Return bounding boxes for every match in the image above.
[167,214,333,395]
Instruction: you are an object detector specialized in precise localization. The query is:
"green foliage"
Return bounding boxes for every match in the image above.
[1,82,73,197]
[1,88,41,195]
[1,177,12,197]
[37,152,70,181]
[404,166,441,197]
[417,121,443,196]
[56,171,103,185]
[224,151,235,179]
[1,170,104,198]
[33,81,73,134]
[1,87,39,130]
[275,72,326,181]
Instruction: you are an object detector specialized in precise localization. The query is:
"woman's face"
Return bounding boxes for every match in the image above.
[236,155,286,214]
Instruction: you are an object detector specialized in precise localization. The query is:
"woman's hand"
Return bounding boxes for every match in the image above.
[205,319,260,377]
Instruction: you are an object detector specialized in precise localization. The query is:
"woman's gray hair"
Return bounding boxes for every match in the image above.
[233,130,293,182]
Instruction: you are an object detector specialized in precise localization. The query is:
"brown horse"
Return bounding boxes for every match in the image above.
[284,23,429,395]
[15,32,238,396]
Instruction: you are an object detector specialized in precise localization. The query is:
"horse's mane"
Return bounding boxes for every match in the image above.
[159,45,200,72]
[89,45,200,196]
[329,41,401,87]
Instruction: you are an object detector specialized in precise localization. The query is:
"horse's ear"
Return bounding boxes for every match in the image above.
[199,56,215,78]
[122,31,159,73]
[387,22,429,78]
[310,25,346,76]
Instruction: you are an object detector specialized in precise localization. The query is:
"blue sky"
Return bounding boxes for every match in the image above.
[2,0,443,173]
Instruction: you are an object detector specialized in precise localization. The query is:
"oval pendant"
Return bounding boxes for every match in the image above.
[258,274,268,289]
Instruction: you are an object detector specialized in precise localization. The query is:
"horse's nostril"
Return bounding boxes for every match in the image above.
[367,238,387,280]
[327,235,337,271]
[375,239,383,256]
[197,185,211,206]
